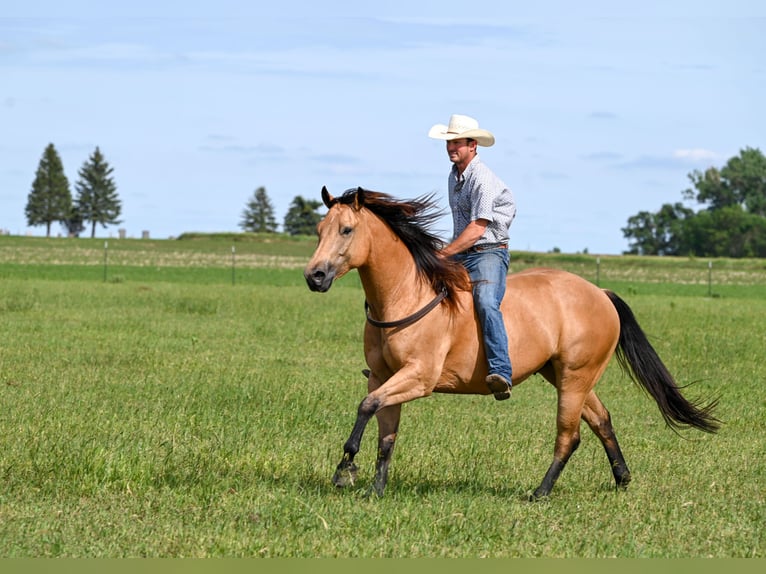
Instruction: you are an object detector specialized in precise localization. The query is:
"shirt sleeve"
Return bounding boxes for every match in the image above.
[470,174,500,223]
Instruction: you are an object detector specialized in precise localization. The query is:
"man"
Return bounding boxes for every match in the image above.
[428,114,517,401]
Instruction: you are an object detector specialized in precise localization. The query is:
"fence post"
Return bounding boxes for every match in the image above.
[596,256,600,287]
[708,260,712,297]
[103,240,108,282]
[232,245,236,285]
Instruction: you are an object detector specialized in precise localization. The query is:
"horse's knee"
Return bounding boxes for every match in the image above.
[358,395,380,417]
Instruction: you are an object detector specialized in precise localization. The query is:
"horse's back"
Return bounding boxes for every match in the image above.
[507,267,610,306]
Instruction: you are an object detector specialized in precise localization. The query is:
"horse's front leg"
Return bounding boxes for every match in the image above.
[370,403,402,497]
[332,393,381,488]
[335,362,436,493]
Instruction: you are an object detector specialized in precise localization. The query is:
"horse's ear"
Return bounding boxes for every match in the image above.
[321,186,334,208]
[353,187,365,210]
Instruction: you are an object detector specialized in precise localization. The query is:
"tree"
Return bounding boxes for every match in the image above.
[283,196,323,236]
[61,207,85,238]
[684,147,766,216]
[25,143,72,237]
[240,186,278,232]
[721,147,766,216]
[624,147,766,257]
[75,147,122,238]
[622,203,693,255]
[683,206,766,258]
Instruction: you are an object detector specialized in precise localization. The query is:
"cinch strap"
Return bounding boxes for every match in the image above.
[365,287,448,329]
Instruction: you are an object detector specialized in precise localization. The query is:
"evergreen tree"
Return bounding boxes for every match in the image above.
[240,186,278,232]
[25,143,72,237]
[75,147,122,238]
[283,196,323,236]
[61,207,85,238]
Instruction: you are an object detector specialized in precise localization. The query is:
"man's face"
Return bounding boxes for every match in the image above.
[446,138,476,167]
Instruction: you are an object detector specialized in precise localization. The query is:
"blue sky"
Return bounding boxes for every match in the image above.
[1,1,764,254]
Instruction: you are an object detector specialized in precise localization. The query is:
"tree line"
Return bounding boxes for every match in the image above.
[26,143,122,237]
[239,187,323,236]
[24,143,765,252]
[622,147,766,257]
[23,143,323,238]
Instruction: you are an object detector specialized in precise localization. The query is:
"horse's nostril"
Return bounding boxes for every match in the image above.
[304,264,334,292]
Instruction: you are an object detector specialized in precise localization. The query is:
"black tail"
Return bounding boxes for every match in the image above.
[606,290,720,434]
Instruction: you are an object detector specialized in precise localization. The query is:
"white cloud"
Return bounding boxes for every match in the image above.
[672,148,721,162]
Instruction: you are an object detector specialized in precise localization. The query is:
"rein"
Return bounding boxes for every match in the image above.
[365,287,448,329]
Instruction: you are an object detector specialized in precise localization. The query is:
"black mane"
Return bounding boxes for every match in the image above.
[335,187,470,306]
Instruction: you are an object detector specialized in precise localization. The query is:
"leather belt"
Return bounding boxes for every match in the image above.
[464,242,508,254]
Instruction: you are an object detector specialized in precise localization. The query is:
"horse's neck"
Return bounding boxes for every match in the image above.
[358,222,431,317]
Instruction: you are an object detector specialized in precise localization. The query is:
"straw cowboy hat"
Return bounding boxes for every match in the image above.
[428,114,495,147]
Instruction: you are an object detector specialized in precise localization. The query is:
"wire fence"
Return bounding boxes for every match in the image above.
[2,240,765,294]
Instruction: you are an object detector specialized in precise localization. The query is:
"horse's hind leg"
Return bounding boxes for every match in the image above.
[532,389,586,499]
[581,391,632,489]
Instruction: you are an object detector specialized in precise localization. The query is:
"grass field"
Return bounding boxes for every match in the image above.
[0,235,764,557]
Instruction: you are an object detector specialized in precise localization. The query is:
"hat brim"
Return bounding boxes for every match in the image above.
[428,124,495,147]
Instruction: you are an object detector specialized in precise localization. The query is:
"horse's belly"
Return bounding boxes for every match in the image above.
[433,379,494,395]
[432,344,493,395]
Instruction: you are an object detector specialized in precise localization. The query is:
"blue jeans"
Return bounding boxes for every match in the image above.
[454,248,512,384]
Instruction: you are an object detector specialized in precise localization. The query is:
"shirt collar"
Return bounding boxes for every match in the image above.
[451,154,481,181]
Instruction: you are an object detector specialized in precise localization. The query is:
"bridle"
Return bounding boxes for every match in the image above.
[364,286,449,329]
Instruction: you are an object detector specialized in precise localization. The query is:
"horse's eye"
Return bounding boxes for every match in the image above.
[341,227,353,236]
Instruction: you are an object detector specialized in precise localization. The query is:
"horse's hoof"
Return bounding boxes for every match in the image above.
[528,488,550,502]
[332,462,358,488]
[365,480,386,498]
[616,472,632,490]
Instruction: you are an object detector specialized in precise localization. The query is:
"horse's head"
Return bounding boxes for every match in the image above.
[304,186,371,292]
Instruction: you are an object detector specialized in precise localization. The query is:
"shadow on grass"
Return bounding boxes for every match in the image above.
[245,464,543,503]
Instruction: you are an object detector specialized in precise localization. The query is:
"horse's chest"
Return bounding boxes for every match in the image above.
[379,338,410,371]
[377,327,450,373]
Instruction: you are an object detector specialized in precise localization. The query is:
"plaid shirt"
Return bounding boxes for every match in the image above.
[448,155,516,245]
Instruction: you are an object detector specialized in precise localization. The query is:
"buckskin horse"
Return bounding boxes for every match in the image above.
[304,187,719,499]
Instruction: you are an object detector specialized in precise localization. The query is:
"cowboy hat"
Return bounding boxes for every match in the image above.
[428,114,495,147]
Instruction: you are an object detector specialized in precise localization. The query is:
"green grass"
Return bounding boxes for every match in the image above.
[0,237,764,557]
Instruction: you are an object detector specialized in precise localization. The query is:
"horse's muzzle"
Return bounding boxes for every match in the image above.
[304,264,335,292]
